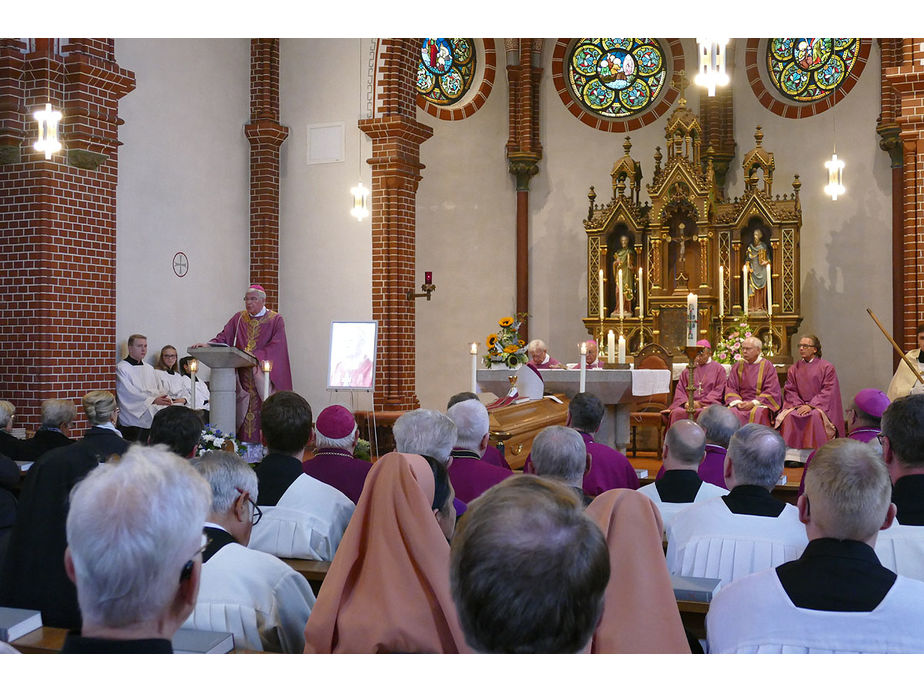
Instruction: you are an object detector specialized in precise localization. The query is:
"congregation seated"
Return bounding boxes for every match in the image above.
[707,439,924,653]
[881,394,924,525]
[450,475,609,653]
[446,392,509,469]
[250,392,354,561]
[0,391,128,629]
[656,404,740,489]
[60,444,211,653]
[527,338,565,369]
[662,340,726,428]
[0,401,25,460]
[724,336,781,427]
[564,392,639,495]
[666,424,806,586]
[148,404,203,458]
[446,399,512,504]
[775,334,844,455]
[301,404,371,505]
[0,451,16,570]
[186,451,315,652]
[304,450,466,653]
[585,488,691,653]
[153,344,189,407]
[17,398,76,461]
[529,426,594,506]
[640,419,727,529]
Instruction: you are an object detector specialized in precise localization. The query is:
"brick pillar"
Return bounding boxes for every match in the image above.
[244,39,287,311]
[699,45,735,196]
[0,38,134,431]
[884,39,924,349]
[505,39,543,341]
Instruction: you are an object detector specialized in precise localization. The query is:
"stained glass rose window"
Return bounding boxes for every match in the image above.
[417,38,477,107]
[766,38,859,102]
[567,38,667,118]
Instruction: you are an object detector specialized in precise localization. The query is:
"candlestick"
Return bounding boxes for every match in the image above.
[189,359,198,411]
[686,293,698,347]
[637,267,644,318]
[598,269,604,320]
[718,265,725,317]
[766,263,772,316]
[262,360,272,401]
[742,264,749,316]
[470,342,478,392]
[607,330,616,364]
[579,342,587,393]
[617,334,626,364]
[618,269,624,320]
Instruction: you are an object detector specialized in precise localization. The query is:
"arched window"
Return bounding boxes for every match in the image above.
[766,38,859,103]
[417,38,477,107]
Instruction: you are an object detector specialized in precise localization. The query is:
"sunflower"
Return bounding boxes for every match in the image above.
[498,317,514,327]
[486,334,498,348]
[503,344,519,353]
[518,339,525,347]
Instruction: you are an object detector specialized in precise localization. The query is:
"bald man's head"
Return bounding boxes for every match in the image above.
[662,419,706,470]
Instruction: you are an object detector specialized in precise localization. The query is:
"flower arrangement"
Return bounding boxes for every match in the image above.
[483,313,528,368]
[713,320,757,365]
[197,425,247,457]
[354,437,371,462]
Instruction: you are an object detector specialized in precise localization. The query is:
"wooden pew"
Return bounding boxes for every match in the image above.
[9,626,265,653]
[282,558,331,594]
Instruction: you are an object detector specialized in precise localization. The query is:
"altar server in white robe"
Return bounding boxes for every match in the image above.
[639,419,727,530]
[187,451,315,653]
[707,439,924,654]
[666,424,806,586]
[115,334,172,437]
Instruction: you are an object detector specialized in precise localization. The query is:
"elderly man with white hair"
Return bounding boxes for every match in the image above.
[19,398,76,461]
[530,425,593,506]
[708,439,924,653]
[61,444,211,653]
[302,404,372,504]
[187,451,315,653]
[527,339,564,369]
[446,400,512,504]
[724,336,781,427]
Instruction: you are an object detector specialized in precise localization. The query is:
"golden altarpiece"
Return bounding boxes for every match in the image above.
[581,96,804,362]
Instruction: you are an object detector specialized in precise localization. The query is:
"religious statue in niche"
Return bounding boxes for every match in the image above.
[745,226,771,313]
[610,233,635,317]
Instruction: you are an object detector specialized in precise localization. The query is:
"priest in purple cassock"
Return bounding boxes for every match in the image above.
[446,399,513,504]
[663,340,727,428]
[302,405,371,505]
[568,339,604,369]
[724,336,781,427]
[775,335,844,450]
[192,284,292,443]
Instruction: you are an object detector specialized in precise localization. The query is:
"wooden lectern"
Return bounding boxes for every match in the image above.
[189,346,257,437]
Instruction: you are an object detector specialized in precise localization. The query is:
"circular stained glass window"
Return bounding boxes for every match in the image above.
[567,38,667,119]
[417,38,477,107]
[766,38,859,102]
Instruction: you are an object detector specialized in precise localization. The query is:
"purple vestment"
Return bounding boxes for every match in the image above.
[536,355,562,369]
[655,443,728,489]
[569,359,604,369]
[724,357,781,427]
[776,358,845,449]
[797,426,882,498]
[666,359,727,427]
[448,449,513,504]
[302,448,372,505]
[212,309,292,442]
[579,431,640,496]
[481,444,511,470]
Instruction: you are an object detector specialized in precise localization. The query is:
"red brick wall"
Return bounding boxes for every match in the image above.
[245,38,287,312]
[0,38,134,431]
[364,39,433,410]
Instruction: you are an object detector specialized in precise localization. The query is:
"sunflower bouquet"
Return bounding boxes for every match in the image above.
[483,314,528,368]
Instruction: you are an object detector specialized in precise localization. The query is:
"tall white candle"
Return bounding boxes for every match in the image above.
[189,359,198,410]
[718,265,725,317]
[742,264,749,316]
[598,269,604,319]
[262,360,272,401]
[617,269,624,320]
[637,267,644,318]
[607,330,616,364]
[766,263,772,316]
[686,293,698,347]
[618,334,626,364]
[470,342,478,392]
[579,342,587,393]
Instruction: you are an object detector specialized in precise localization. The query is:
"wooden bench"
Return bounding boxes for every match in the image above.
[282,558,331,594]
[9,626,265,653]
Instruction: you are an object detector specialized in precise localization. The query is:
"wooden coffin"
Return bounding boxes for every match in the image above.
[488,396,569,470]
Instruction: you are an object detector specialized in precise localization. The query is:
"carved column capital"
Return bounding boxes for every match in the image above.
[508,152,541,191]
[877,123,903,168]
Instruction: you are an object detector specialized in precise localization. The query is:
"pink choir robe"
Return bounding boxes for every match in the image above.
[535,355,562,369]
[775,358,845,450]
[569,360,604,369]
[665,359,727,428]
[212,309,293,443]
[448,449,513,504]
[724,356,781,427]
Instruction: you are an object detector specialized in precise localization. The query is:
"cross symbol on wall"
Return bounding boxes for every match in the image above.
[173,252,189,277]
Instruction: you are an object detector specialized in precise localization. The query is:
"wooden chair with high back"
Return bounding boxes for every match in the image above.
[629,343,674,455]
